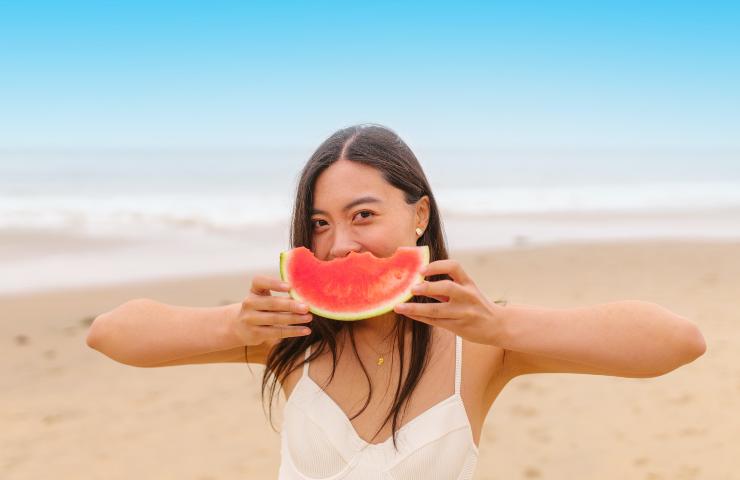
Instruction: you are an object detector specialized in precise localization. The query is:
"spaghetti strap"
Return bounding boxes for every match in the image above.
[454,335,462,395]
[302,344,311,378]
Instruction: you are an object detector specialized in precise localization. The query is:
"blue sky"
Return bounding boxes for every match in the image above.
[1,1,738,149]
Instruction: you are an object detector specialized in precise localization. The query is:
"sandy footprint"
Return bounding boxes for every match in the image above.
[675,464,701,480]
[528,426,551,443]
[644,472,665,480]
[667,392,693,405]
[510,404,538,417]
[633,456,650,467]
[42,409,82,425]
[523,466,542,478]
[679,426,708,437]
[515,379,533,391]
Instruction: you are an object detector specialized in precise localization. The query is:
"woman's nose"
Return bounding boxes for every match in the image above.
[328,230,362,259]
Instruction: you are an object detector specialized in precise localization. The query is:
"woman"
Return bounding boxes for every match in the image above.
[87,124,707,479]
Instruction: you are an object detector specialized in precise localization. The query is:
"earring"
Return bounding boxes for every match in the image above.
[415,227,423,236]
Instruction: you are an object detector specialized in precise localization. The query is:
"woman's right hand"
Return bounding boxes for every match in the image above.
[234,275,313,347]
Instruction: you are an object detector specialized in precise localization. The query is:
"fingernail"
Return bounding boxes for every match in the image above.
[282,282,291,289]
[395,304,407,311]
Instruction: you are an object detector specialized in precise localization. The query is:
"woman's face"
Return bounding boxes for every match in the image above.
[310,160,429,261]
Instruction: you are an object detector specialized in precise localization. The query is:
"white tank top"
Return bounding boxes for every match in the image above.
[278,334,480,479]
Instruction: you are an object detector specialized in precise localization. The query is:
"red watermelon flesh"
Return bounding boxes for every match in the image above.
[279,245,430,321]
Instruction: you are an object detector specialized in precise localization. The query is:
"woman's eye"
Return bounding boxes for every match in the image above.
[312,212,373,230]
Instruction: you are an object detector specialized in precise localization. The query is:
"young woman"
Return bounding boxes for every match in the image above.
[87,124,706,479]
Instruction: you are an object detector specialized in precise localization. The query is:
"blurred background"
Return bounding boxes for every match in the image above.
[1,0,738,294]
[1,1,738,479]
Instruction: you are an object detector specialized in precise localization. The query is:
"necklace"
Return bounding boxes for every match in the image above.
[358,332,395,366]
[370,340,393,366]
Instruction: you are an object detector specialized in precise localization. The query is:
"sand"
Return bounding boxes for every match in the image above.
[1,239,737,480]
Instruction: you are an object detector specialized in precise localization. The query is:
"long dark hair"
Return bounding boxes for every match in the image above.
[257,123,451,451]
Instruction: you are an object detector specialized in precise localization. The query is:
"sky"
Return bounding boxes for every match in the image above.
[0,0,738,150]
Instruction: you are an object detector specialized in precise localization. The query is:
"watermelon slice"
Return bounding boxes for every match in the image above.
[279,245,430,321]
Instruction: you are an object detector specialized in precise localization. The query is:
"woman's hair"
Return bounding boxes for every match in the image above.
[255,123,451,451]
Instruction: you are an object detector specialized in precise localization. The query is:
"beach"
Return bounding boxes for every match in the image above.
[2,238,735,480]
[3,0,739,477]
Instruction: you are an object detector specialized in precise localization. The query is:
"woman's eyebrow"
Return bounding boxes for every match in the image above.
[311,196,382,215]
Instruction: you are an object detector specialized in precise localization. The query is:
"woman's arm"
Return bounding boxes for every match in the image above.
[494,300,707,378]
[86,298,247,367]
[395,260,706,380]
[87,275,312,368]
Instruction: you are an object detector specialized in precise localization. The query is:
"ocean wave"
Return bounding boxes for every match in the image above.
[2,180,740,234]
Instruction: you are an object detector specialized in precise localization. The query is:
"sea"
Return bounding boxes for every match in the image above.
[1,146,739,294]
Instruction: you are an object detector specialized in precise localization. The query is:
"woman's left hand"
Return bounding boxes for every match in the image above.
[393,259,506,346]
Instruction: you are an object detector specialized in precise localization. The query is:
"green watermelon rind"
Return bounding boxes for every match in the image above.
[279,245,430,321]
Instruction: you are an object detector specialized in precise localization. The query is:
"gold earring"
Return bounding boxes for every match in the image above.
[415,227,423,236]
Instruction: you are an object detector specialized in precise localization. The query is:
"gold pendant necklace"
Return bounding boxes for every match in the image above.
[365,337,394,366]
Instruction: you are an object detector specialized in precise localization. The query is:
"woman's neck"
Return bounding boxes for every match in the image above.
[352,311,410,345]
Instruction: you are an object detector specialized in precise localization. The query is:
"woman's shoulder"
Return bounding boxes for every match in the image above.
[456,331,508,391]
[430,327,504,381]
[437,327,504,361]
[278,340,317,401]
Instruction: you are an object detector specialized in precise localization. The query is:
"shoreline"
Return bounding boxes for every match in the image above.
[4,235,740,300]
[3,205,740,296]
